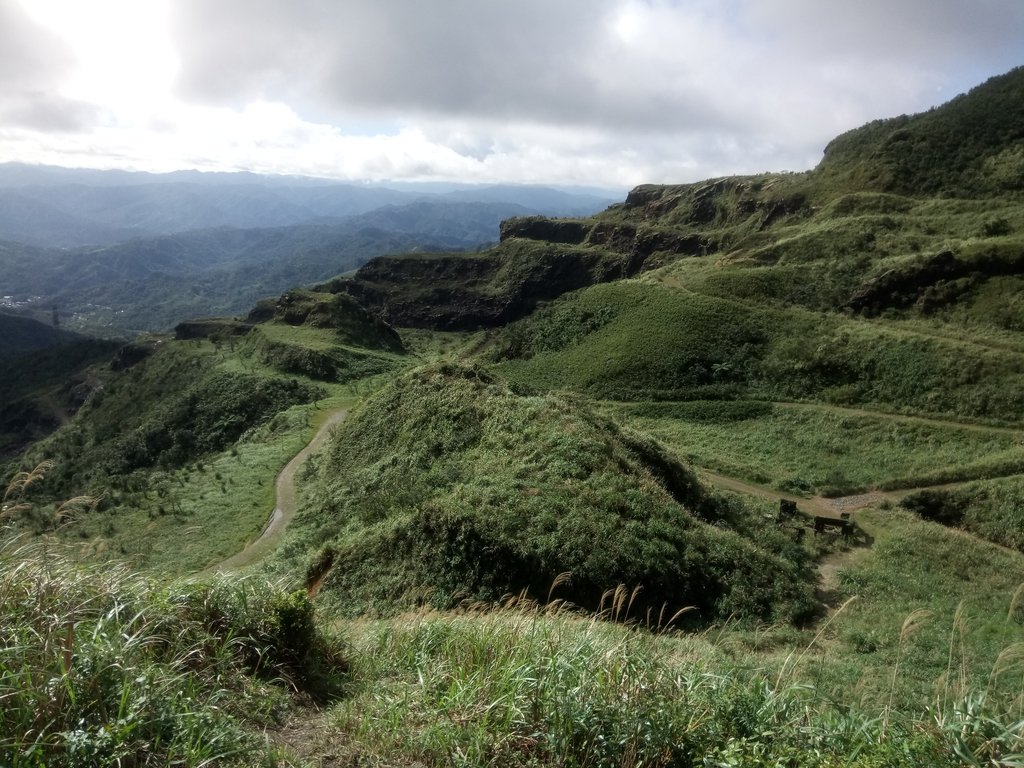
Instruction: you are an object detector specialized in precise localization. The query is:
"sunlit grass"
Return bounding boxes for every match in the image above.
[0,535,343,768]
[608,400,1024,495]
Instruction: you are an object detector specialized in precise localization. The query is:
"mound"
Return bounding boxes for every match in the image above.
[249,288,405,352]
[279,363,815,622]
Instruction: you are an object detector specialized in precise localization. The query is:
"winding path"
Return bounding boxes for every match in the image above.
[697,466,1024,519]
[211,408,348,572]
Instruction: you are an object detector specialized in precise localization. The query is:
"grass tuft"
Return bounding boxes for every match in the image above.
[0,533,346,767]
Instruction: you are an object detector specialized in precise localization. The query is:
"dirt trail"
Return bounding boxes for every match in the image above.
[816,547,871,607]
[212,408,348,572]
[697,469,890,518]
[696,468,1024,519]
[697,469,837,517]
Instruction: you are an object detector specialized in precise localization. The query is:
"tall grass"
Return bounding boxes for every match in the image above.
[0,533,344,767]
[327,603,1024,767]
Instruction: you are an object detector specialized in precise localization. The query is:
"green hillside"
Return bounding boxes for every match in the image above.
[0,315,121,459]
[272,363,815,621]
[0,311,88,358]
[4,67,1024,766]
[818,66,1024,195]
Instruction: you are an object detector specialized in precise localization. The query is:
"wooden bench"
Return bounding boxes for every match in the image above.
[813,512,852,537]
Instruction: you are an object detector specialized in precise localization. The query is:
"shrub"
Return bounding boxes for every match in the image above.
[902,489,968,526]
[0,536,346,766]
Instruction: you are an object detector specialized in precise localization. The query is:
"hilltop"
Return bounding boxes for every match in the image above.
[272,362,815,621]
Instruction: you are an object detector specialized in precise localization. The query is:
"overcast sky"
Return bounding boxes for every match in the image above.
[0,0,1021,190]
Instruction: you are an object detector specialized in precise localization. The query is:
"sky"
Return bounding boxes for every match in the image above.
[0,0,1021,190]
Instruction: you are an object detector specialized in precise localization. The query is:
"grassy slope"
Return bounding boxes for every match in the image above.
[605,400,1024,496]
[8,529,1024,767]
[0,336,122,459]
[1,282,418,573]
[4,67,1024,767]
[4,320,411,573]
[273,362,817,623]
[788,508,1024,711]
[488,276,1024,423]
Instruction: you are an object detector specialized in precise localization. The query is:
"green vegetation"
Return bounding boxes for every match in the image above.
[252,288,405,352]
[487,281,771,401]
[20,342,321,495]
[2,322,395,573]
[326,605,1023,767]
[274,362,816,622]
[247,324,403,384]
[608,400,1024,495]
[63,401,323,574]
[818,66,1024,195]
[903,474,1024,553]
[4,66,1024,765]
[0,336,121,458]
[487,280,1024,423]
[334,237,636,330]
[0,312,97,359]
[796,508,1024,710]
[0,537,343,768]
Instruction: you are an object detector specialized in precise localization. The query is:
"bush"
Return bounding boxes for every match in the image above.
[902,489,968,526]
[0,537,345,766]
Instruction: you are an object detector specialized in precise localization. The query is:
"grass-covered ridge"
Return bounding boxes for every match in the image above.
[818,66,1024,196]
[275,362,816,622]
[20,341,322,499]
[486,278,1024,423]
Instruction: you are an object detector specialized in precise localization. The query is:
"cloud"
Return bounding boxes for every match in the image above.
[0,2,97,130]
[2,0,1022,185]
[165,0,1023,184]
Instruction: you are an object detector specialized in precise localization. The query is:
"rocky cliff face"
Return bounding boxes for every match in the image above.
[322,171,822,333]
[333,239,644,331]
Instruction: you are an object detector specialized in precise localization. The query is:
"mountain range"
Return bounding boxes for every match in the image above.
[0,167,616,333]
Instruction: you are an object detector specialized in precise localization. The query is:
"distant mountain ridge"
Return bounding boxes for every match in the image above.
[0,199,545,332]
[0,164,617,249]
[0,165,617,332]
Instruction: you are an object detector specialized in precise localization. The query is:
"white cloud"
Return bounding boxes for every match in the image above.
[0,0,1021,187]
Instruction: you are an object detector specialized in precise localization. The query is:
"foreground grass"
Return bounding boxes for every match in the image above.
[6,505,1024,766]
[0,535,343,768]
[310,604,1023,767]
